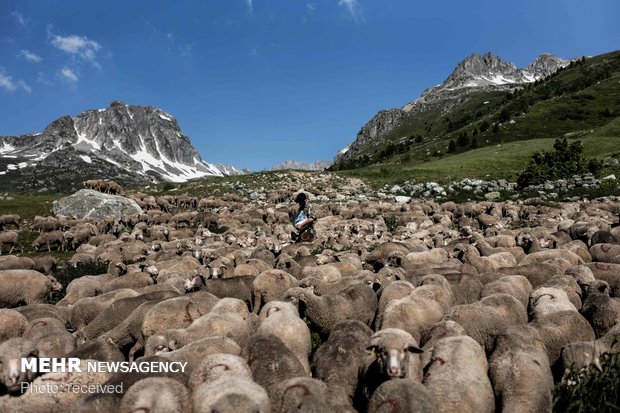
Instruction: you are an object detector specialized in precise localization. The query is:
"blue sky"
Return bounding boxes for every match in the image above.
[1,0,618,170]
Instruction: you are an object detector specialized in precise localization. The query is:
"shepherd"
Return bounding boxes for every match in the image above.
[291,192,316,243]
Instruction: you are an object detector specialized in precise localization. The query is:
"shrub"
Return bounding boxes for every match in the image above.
[516,138,603,188]
[553,352,620,413]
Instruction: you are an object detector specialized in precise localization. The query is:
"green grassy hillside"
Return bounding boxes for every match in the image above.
[331,50,620,175]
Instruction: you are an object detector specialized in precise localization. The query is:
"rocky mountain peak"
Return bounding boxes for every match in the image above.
[0,101,242,192]
[523,53,570,79]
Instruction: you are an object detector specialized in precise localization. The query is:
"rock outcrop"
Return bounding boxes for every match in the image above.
[51,189,143,220]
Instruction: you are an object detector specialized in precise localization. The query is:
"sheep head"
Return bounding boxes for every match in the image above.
[366,328,423,379]
[0,338,38,393]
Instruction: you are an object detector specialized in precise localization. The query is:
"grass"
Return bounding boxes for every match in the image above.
[340,135,620,187]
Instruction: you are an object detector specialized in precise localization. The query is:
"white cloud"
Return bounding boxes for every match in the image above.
[0,69,31,93]
[248,47,258,58]
[11,11,27,27]
[18,49,43,63]
[245,0,253,13]
[339,0,363,22]
[17,79,31,93]
[59,67,78,82]
[50,33,101,67]
[306,3,316,12]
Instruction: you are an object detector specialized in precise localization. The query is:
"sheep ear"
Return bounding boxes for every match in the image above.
[365,345,378,357]
[407,345,424,354]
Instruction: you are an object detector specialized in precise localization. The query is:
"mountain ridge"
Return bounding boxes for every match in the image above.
[334,52,572,164]
[0,101,242,192]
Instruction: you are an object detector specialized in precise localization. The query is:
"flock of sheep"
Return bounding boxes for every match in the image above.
[0,187,620,413]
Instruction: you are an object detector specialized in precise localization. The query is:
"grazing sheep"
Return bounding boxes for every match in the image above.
[489,325,553,413]
[31,231,65,252]
[119,377,191,413]
[32,255,57,274]
[186,274,255,311]
[0,214,20,229]
[423,335,494,413]
[0,231,20,254]
[368,379,438,413]
[258,301,311,374]
[0,270,63,307]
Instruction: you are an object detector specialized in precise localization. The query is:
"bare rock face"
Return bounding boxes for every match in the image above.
[51,189,143,220]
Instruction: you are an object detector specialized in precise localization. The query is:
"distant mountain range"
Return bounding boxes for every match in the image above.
[0,101,242,192]
[271,160,332,171]
[333,52,572,165]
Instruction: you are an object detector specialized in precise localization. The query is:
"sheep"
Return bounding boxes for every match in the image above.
[188,353,252,391]
[270,377,334,413]
[446,293,527,353]
[119,377,191,413]
[380,283,453,343]
[246,332,308,399]
[480,275,533,308]
[258,301,312,374]
[192,376,270,413]
[489,325,553,413]
[542,274,583,309]
[585,262,620,297]
[285,284,378,338]
[367,379,438,413]
[528,287,577,320]
[252,269,299,313]
[31,231,65,252]
[68,289,141,330]
[15,303,70,327]
[359,328,424,406]
[66,337,125,362]
[140,291,220,339]
[0,214,20,229]
[0,255,35,270]
[530,310,596,367]
[419,320,467,368]
[0,308,28,342]
[0,337,38,394]
[185,274,255,311]
[0,360,114,413]
[560,324,620,380]
[0,270,63,307]
[452,244,517,273]
[422,335,495,413]
[311,320,373,407]
[519,249,584,266]
[32,255,57,274]
[579,280,620,338]
[590,243,620,263]
[145,298,255,354]
[443,272,483,305]
[0,231,20,254]
[74,290,180,345]
[374,280,416,329]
